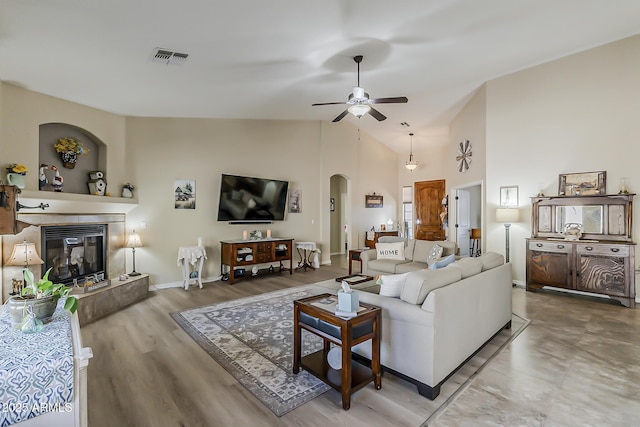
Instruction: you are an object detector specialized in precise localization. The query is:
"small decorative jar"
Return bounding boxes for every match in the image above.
[562,223,583,240]
[122,183,135,198]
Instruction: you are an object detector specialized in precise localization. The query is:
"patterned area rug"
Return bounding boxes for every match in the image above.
[171,286,530,419]
[171,287,329,416]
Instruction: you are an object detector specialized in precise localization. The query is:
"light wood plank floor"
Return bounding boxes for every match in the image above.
[82,256,640,426]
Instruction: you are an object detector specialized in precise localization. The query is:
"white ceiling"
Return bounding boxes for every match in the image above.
[1,1,639,152]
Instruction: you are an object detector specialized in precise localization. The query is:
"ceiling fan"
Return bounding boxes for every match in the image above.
[312,55,408,122]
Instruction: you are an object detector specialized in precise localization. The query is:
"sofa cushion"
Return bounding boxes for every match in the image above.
[439,241,457,257]
[413,240,457,263]
[376,272,409,298]
[429,254,456,270]
[368,258,410,274]
[395,261,428,274]
[400,268,462,305]
[376,242,405,260]
[479,252,505,271]
[404,239,416,261]
[412,240,437,263]
[448,257,483,278]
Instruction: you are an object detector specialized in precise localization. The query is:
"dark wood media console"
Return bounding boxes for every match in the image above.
[220,238,293,284]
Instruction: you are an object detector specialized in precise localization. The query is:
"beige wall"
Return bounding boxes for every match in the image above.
[125,117,318,284]
[397,137,449,238]
[0,84,398,288]
[447,85,487,244]
[320,123,399,254]
[126,117,398,285]
[0,84,128,192]
[450,34,640,283]
[6,32,639,287]
[0,84,130,298]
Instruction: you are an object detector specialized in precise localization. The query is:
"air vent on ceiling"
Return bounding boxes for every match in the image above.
[151,48,189,65]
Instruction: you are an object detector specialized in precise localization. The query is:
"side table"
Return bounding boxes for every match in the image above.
[295,241,317,271]
[293,293,381,410]
[348,249,365,275]
[177,245,207,290]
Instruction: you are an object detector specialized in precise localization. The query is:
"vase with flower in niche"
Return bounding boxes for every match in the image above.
[61,151,78,169]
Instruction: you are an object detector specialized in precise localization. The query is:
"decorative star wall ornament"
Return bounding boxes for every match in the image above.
[456,140,472,173]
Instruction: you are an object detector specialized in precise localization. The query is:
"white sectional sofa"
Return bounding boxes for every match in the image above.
[360,239,457,276]
[314,252,512,399]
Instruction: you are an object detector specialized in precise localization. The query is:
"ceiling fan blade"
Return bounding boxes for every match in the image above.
[312,101,347,106]
[370,96,408,104]
[368,107,387,121]
[332,110,349,122]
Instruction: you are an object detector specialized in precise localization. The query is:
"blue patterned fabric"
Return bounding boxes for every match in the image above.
[0,299,74,426]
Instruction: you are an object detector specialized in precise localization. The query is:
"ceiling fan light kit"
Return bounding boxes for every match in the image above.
[348,104,371,118]
[312,55,407,122]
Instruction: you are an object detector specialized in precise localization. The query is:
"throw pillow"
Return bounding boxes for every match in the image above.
[426,244,443,267]
[376,242,405,260]
[429,254,456,270]
[376,272,410,298]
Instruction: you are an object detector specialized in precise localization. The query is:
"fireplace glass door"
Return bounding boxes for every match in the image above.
[41,225,106,285]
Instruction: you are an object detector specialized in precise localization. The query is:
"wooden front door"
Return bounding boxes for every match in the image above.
[414,179,446,241]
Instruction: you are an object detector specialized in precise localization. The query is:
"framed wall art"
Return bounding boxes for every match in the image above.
[289,189,301,213]
[365,194,383,208]
[558,171,606,196]
[174,179,196,209]
[500,185,519,207]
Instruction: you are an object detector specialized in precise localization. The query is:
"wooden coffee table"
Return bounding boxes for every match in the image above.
[293,293,381,410]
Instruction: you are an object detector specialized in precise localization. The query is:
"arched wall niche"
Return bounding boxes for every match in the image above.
[39,123,107,194]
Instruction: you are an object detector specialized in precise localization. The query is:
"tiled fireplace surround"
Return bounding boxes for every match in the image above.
[1,213,126,303]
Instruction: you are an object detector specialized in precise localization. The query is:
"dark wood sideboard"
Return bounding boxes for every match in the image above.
[526,194,635,308]
[364,231,399,249]
[220,238,293,285]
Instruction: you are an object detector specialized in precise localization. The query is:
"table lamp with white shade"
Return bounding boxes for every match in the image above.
[126,230,143,276]
[6,240,44,294]
[496,208,520,263]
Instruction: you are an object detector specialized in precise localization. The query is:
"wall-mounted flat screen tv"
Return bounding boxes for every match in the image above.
[217,174,289,222]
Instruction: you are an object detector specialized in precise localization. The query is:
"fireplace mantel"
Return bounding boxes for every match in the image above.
[17,190,138,215]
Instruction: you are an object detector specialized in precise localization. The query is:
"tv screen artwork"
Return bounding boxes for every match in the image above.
[217,174,289,222]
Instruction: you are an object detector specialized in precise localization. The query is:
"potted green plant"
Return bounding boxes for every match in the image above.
[8,268,78,328]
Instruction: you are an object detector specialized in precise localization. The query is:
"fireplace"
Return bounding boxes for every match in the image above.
[41,224,107,286]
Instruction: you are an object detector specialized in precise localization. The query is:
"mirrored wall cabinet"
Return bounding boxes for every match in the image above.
[527,194,635,308]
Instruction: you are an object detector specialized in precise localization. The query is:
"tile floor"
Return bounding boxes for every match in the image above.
[430,286,640,426]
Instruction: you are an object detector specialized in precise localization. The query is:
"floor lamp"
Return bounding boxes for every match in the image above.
[126,230,143,276]
[496,208,519,263]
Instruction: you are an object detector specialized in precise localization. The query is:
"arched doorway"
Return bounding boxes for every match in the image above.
[329,174,350,256]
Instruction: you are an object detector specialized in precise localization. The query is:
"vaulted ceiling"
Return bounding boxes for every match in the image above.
[1,1,639,152]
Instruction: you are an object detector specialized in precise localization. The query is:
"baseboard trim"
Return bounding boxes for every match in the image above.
[151,275,222,290]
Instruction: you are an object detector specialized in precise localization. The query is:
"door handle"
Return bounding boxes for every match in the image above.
[536,243,543,247]
[557,245,564,249]
[611,248,620,253]
[585,247,593,251]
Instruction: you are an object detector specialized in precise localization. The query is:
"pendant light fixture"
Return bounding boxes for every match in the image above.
[405,132,418,171]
